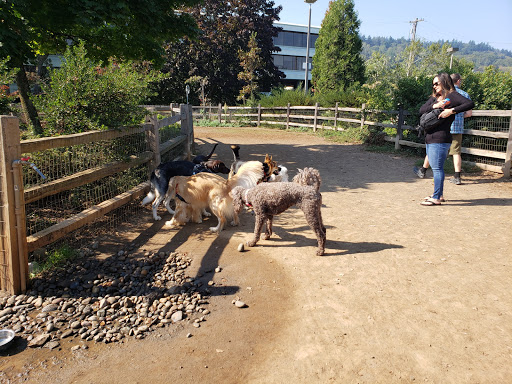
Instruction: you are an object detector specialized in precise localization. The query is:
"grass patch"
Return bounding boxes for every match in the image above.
[317,127,367,144]
[30,244,78,277]
[195,118,251,127]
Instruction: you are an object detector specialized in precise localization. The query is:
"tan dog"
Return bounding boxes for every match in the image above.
[165,161,265,233]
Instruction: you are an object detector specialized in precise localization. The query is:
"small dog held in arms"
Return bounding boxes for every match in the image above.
[231,167,326,256]
[141,159,230,221]
[165,161,265,233]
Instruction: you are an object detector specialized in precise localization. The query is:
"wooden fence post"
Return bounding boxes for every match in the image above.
[257,104,261,128]
[395,105,405,150]
[145,115,161,174]
[503,108,512,177]
[0,116,27,294]
[334,102,339,130]
[218,103,222,124]
[360,103,366,130]
[286,103,291,130]
[313,103,319,132]
[180,104,191,159]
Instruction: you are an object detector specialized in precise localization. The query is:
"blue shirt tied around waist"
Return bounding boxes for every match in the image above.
[451,86,471,134]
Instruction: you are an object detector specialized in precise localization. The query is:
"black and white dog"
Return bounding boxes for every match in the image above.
[141,159,230,220]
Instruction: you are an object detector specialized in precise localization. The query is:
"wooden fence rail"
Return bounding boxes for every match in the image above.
[0,104,193,294]
[189,103,512,176]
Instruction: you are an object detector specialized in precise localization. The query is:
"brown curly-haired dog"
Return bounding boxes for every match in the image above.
[231,167,326,256]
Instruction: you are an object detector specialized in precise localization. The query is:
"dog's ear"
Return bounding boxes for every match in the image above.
[230,187,244,213]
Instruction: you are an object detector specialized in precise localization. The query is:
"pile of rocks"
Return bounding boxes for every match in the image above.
[0,250,209,349]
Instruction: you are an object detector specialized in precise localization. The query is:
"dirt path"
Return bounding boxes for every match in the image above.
[2,126,511,383]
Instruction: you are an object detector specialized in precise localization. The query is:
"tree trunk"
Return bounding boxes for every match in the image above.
[15,67,43,136]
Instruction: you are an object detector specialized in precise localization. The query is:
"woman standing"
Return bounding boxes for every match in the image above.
[419,72,474,206]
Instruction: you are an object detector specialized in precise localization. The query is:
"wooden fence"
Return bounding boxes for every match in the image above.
[0,104,193,294]
[192,103,512,177]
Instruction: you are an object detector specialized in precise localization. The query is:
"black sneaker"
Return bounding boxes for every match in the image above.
[413,166,426,178]
[449,176,461,185]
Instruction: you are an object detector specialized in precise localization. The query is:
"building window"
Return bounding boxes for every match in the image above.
[273,55,313,71]
[274,31,317,48]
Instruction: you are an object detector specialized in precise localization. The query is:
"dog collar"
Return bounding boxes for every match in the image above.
[175,183,189,204]
[243,189,252,208]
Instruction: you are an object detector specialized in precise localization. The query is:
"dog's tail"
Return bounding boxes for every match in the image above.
[205,143,218,161]
[230,144,240,161]
[141,171,157,205]
[228,161,265,190]
[292,167,322,192]
[141,190,155,206]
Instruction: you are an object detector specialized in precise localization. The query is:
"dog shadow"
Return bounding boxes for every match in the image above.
[253,226,403,257]
[143,216,241,297]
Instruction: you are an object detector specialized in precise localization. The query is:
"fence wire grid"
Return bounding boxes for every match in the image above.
[463,116,510,167]
[19,123,185,259]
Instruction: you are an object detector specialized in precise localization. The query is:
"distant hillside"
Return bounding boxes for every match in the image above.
[361,36,512,73]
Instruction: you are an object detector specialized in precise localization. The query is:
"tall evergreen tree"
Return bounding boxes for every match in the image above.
[311,0,365,94]
[154,0,283,105]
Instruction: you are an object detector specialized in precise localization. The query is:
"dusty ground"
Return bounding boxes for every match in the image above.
[1,126,511,384]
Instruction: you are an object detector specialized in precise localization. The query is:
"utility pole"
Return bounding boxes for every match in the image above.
[406,18,424,77]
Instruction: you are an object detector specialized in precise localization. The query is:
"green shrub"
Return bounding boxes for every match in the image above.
[36,42,159,135]
[258,86,315,107]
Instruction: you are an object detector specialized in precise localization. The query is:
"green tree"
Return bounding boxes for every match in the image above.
[35,43,159,135]
[464,66,512,109]
[311,0,365,94]
[154,0,283,105]
[0,0,200,135]
[237,32,263,103]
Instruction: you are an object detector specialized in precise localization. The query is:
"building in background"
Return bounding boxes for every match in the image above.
[272,21,320,89]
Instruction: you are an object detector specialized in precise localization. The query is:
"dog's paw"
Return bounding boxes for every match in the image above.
[209,226,219,233]
[203,211,211,217]
[154,215,162,221]
[262,234,271,240]
[316,249,325,256]
[246,241,256,247]
[230,220,239,227]
[165,219,178,227]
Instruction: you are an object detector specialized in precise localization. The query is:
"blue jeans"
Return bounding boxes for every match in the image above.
[426,143,451,199]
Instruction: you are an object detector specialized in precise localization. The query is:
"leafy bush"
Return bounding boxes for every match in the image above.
[258,86,315,107]
[36,42,159,135]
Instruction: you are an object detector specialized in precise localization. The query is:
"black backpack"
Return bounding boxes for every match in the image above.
[417,109,444,138]
[420,109,444,130]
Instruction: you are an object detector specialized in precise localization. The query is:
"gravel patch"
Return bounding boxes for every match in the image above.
[0,246,210,349]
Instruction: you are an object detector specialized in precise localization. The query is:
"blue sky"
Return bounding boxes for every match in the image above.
[276,0,512,51]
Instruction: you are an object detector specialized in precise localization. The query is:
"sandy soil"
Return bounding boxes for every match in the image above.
[1,126,511,384]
